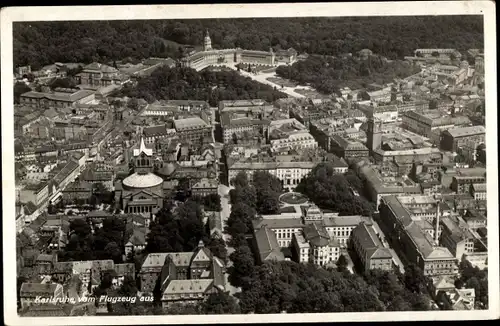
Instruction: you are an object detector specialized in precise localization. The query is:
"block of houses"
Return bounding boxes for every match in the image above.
[112,263,136,289]
[124,228,147,256]
[20,283,64,309]
[295,223,341,267]
[469,183,487,201]
[61,180,93,204]
[191,178,219,197]
[436,287,476,310]
[207,212,223,239]
[139,241,226,307]
[159,241,226,308]
[19,182,49,207]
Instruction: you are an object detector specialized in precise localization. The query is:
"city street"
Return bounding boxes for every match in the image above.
[237,69,307,99]
[214,62,307,99]
[370,219,405,274]
[218,184,241,295]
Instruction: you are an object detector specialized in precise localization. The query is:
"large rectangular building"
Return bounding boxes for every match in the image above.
[402,110,471,138]
[440,126,486,152]
[20,88,95,109]
[228,161,316,191]
[351,222,393,273]
[378,195,458,279]
[173,117,212,144]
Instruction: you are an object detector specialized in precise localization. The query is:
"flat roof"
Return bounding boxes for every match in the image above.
[173,117,208,130]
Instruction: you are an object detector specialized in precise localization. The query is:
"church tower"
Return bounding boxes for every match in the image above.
[366,117,382,153]
[203,29,212,51]
[133,137,154,174]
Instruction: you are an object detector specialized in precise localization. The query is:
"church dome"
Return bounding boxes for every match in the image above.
[122,172,163,189]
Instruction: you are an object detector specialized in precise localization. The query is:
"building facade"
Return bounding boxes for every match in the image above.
[440,126,486,153]
[350,222,393,273]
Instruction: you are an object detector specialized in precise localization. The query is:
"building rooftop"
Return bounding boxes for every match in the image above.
[303,223,333,247]
[141,253,169,269]
[122,172,164,189]
[383,195,454,260]
[133,137,153,157]
[471,183,487,192]
[253,217,304,230]
[317,214,369,228]
[254,227,285,262]
[21,89,95,103]
[173,117,208,131]
[23,182,48,192]
[163,279,214,295]
[142,124,170,137]
[445,125,486,138]
[192,178,218,189]
[83,62,118,73]
[20,283,60,297]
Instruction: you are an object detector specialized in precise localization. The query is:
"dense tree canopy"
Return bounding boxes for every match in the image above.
[276,54,421,94]
[228,171,282,215]
[145,201,206,253]
[58,216,128,263]
[116,66,287,106]
[48,77,77,90]
[236,261,387,313]
[297,163,374,216]
[194,193,221,212]
[14,16,483,70]
[14,82,31,104]
[364,269,431,311]
[144,200,227,262]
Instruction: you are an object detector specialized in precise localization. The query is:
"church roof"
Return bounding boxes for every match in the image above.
[122,172,163,189]
[133,137,153,157]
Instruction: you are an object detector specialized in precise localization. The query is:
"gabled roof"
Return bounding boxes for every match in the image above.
[366,247,393,260]
[126,228,147,246]
[167,252,195,267]
[83,62,118,73]
[133,137,153,157]
[254,227,285,262]
[162,279,214,296]
[191,242,212,264]
[114,263,135,277]
[20,282,60,297]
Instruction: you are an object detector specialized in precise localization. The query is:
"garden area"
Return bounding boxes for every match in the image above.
[279,192,309,205]
[294,88,325,98]
[265,76,298,88]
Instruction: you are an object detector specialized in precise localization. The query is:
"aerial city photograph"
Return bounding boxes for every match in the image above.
[11,14,488,317]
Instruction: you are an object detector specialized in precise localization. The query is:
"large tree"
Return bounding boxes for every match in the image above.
[14,82,31,104]
[146,201,208,253]
[297,163,373,216]
[228,245,255,288]
[201,292,241,314]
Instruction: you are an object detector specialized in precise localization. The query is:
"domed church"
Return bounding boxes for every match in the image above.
[115,138,168,214]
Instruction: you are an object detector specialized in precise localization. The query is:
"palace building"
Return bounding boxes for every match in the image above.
[180,30,297,71]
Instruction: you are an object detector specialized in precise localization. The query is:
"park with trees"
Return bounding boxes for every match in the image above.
[276,53,421,94]
[296,163,374,216]
[14,17,483,71]
[115,66,288,107]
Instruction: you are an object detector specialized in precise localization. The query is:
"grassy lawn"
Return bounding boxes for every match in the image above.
[238,63,274,73]
[279,192,308,205]
[266,76,298,88]
[261,67,277,74]
[294,88,325,98]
